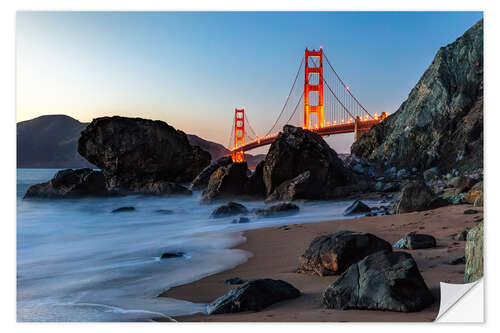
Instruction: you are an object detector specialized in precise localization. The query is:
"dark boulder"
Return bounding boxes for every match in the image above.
[243,161,266,198]
[343,200,371,216]
[465,222,483,283]
[201,162,249,202]
[265,171,311,202]
[24,168,108,198]
[254,202,299,218]
[395,181,448,213]
[393,232,436,250]
[321,251,434,312]
[190,156,233,190]
[211,202,248,218]
[78,116,211,194]
[112,206,135,213]
[262,125,353,200]
[297,231,392,276]
[351,20,483,174]
[207,278,300,314]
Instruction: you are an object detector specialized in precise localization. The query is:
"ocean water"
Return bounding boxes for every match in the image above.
[17,168,379,322]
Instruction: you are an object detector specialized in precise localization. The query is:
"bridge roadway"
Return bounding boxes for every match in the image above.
[231,118,381,153]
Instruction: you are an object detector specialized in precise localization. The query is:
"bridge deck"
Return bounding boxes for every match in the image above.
[231,119,380,153]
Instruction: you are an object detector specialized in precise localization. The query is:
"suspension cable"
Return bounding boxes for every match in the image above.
[227,117,235,150]
[323,78,356,120]
[285,91,304,125]
[323,51,373,118]
[263,55,305,136]
[244,113,260,139]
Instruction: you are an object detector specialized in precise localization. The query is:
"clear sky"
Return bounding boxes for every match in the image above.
[16,11,483,153]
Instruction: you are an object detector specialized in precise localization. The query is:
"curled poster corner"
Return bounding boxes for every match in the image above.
[435,278,484,322]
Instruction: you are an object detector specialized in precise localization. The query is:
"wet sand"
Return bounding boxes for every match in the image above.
[159,204,482,322]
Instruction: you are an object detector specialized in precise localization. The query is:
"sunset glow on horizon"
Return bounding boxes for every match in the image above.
[16,11,482,152]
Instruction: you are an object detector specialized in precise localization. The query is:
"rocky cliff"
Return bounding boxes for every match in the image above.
[351,19,483,174]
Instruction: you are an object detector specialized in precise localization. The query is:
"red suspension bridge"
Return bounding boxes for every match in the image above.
[229,48,387,162]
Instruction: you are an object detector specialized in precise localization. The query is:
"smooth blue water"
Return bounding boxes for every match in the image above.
[17,168,380,322]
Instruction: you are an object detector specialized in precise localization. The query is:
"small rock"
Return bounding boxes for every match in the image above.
[386,167,397,175]
[352,164,365,174]
[396,169,407,178]
[161,252,184,259]
[155,209,174,214]
[464,209,479,215]
[254,202,299,218]
[393,232,436,250]
[423,167,439,181]
[211,202,248,218]
[112,206,135,213]
[448,256,465,265]
[207,279,301,314]
[225,277,246,285]
[343,200,371,216]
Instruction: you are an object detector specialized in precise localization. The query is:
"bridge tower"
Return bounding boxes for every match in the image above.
[232,108,245,162]
[304,48,324,129]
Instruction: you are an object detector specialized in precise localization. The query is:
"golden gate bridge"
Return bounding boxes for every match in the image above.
[228,47,387,162]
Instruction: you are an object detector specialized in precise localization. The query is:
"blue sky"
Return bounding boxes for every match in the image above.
[16,11,483,152]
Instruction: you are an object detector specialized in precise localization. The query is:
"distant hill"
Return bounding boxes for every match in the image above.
[17,115,95,168]
[17,115,265,169]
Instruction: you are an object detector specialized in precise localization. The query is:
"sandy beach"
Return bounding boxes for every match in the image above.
[160,204,482,322]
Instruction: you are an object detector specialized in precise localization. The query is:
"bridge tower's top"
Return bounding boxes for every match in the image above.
[304,48,324,129]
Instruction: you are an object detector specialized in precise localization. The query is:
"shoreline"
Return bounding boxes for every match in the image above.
[158,204,482,322]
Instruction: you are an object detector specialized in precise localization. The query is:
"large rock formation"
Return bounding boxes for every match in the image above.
[351,19,483,174]
[190,156,233,190]
[262,125,353,200]
[24,168,108,198]
[78,116,211,194]
[321,251,434,312]
[465,222,483,283]
[207,279,301,314]
[201,162,249,202]
[297,231,392,276]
